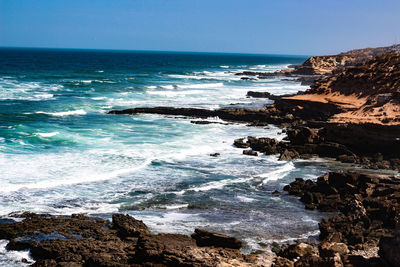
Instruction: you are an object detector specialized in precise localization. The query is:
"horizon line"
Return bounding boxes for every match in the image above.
[0,46,313,57]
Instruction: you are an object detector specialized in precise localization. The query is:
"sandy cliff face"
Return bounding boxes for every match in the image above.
[285,53,400,125]
[288,44,400,75]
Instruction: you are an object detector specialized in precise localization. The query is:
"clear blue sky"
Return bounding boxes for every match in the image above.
[1,0,399,55]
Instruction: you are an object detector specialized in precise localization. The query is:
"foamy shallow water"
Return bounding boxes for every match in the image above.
[0,49,335,265]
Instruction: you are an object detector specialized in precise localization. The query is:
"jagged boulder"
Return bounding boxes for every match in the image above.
[278,243,313,260]
[112,214,150,238]
[191,228,242,249]
[318,242,349,257]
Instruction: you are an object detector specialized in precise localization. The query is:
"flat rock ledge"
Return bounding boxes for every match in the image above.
[0,212,270,267]
[234,126,400,171]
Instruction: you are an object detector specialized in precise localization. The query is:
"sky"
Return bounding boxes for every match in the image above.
[1,0,400,55]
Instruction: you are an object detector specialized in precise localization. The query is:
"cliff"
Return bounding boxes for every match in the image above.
[284,53,400,125]
[287,44,400,75]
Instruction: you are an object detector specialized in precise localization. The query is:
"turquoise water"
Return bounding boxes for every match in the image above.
[0,48,332,265]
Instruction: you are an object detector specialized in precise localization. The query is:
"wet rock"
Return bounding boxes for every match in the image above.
[318,242,349,257]
[287,127,320,145]
[210,153,220,157]
[294,253,343,267]
[273,256,294,267]
[247,137,280,155]
[108,106,297,126]
[278,243,313,260]
[279,149,299,161]
[285,171,400,249]
[337,154,358,163]
[247,91,272,98]
[191,228,242,249]
[234,138,250,148]
[0,213,265,266]
[243,150,258,156]
[112,213,150,238]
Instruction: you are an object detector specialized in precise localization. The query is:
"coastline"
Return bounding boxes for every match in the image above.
[1,45,400,266]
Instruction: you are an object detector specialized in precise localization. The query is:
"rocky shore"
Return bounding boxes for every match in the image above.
[2,170,399,266]
[2,44,400,266]
[0,213,271,266]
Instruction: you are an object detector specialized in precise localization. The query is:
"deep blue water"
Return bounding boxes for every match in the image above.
[0,48,334,265]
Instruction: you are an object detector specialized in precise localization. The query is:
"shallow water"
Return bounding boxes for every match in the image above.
[0,48,336,265]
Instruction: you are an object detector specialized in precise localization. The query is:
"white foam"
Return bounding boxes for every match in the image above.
[91,97,107,100]
[168,72,240,81]
[35,110,87,117]
[162,204,189,210]
[33,93,54,99]
[146,86,157,89]
[237,195,255,203]
[81,80,92,84]
[36,132,59,138]
[0,79,59,101]
[176,177,252,195]
[220,65,230,68]
[147,90,203,97]
[260,162,295,183]
[0,151,152,192]
[0,239,33,266]
[176,82,224,89]
[160,85,175,90]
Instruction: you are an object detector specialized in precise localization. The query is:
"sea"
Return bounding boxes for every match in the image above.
[0,48,335,265]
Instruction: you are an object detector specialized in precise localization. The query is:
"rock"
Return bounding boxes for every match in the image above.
[234,138,250,148]
[378,230,400,267]
[247,91,272,98]
[294,253,343,267]
[108,106,296,126]
[279,149,299,161]
[247,137,280,155]
[243,150,258,156]
[287,127,320,145]
[210,153,220,157]
[273,256,294,267]
[318,242,349,257]
[0,213,265,266]
[337,154,358,163]
[278,243,313,260]
[285,171,400,249]
[191,228,242,249]
[112,213,150,238]
[272,190,280,196]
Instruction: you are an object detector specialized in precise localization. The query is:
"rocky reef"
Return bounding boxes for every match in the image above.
[274,170,400,266]
[2,170,399,266]
[234,126,400,171]
[0,213,271,266]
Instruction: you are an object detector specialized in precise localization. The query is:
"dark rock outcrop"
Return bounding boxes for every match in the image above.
[277,243,313,260]
[191,228,242,249]
[234,126,400,171]
[112,213,150,238]
[108,106,299,127]
[0,213,266,267]
[379,230,400,267]
[284,171,400,250]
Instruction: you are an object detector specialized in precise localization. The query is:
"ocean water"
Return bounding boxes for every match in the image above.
[0,48,333,265]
